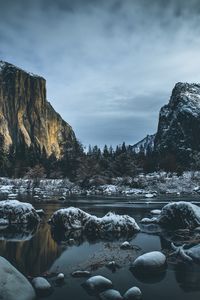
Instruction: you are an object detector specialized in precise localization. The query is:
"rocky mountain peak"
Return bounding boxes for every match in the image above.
[0,61,76,159]
[154,82,200,164]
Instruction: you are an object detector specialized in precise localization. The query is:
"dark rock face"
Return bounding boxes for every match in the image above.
[154,82,200,163]
[0,61,76,158]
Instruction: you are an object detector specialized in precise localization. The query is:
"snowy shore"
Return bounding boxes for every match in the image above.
[0,171,200,201]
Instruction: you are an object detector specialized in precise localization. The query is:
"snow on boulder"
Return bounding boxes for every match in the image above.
[157,202,200,229]
[132,251,167,273]
[49,208,140,238]
[99,289,123,300]
[141,202,200,229]
[83,275,113,294]
[0,200,40,225]
[158,202,200,228]
[84,212,140,234]
[0,256,35,300]
[48,207,91,230]
[32,277,52,296]
[124,287,142,300]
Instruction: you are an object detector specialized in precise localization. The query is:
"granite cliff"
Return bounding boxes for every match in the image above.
[0,61,76,159]
[154,82,200,161]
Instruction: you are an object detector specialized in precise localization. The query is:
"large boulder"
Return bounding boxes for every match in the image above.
[124,287,142,300]
[84,212,140,235]
[83,275,113,294]
[49,207,140,239]
[141,202,200,229]
[48,207,91,230]
[132,251,167,273]
[0,200,40,225]
[0,256,35,300]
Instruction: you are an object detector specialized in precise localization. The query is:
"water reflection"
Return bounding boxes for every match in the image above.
[1,199,200,300]
[51,227,138,246]
[0,222,61,276]
[0,223,38,241]
[130,267,167,284]
[173,263,200,292]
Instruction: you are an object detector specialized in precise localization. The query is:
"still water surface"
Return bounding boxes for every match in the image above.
[0,197,200,300]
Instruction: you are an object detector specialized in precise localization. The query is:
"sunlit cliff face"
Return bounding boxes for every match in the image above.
[0,61,76,158]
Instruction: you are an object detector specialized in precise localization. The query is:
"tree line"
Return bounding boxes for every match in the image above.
[0,133,197,182]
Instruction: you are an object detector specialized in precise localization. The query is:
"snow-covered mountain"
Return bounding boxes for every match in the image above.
[132,134,155,154]
[154,82,200,161]
[133,82,200,168]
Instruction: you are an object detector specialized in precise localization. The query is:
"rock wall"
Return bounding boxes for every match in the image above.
[0,61,76,158]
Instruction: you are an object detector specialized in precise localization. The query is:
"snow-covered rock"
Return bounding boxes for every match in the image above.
[145,193,156,198]
[56,273,65,283]
[0,200,40,225]
[84,212,140,234]
[140,217,158,224]
[145,202,200,229]
[32,277,52,296]
[124,287,142,300]
[71,270,91,277]
[0,256,35,300]
[83,275,113,293]
[132,251,166,272]
[99,289,123,300]
[151,209,161,215]
[48,207,91,230]
[49,208,140,238]
[120,241,132,250]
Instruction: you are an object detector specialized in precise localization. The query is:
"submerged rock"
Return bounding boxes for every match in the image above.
[99,289,123,300]
[141,201,200,229]
[0,200,40,225]
[32,277,52,296]
[83,275,113,294]
[124,287,142,300]
[132,251,167,272]
[0,256,35,300]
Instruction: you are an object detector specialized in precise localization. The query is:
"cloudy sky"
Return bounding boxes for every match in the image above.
[1,0,200,147]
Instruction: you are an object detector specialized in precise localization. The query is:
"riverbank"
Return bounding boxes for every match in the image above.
[0,171,200,201]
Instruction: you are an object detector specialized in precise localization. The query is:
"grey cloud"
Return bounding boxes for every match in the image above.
[1,0,200,146]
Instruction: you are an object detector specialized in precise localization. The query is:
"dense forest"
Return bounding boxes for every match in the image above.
[0,131,197,184]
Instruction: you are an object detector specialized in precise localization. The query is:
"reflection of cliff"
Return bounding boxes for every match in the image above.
[0,223,62,276]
